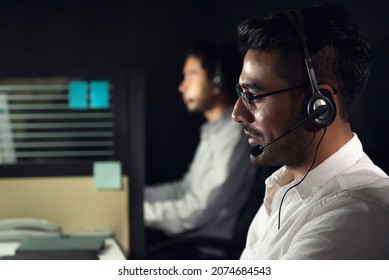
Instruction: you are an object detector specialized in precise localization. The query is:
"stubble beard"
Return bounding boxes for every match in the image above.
[251,127,313,168]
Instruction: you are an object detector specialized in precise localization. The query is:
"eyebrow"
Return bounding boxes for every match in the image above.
[240,82,263,91]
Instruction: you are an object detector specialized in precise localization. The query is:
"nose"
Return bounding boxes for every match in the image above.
[232,98,255,124]
[178,79,185,94]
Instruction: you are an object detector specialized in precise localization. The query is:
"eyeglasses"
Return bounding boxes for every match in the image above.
[235,83,308,110]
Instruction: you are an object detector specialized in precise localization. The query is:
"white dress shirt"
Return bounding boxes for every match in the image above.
[241,134,389,259]
[144,106,256,240]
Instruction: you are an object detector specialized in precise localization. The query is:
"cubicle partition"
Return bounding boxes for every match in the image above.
[0,70,145,259]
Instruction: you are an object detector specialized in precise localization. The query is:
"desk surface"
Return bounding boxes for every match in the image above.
[0,238,126,260]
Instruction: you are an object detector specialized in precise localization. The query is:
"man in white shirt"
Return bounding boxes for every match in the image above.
[232,3,389,259]
[144,41,256,258]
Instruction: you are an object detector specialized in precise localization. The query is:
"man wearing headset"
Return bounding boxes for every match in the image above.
[232,3,389,259]
[144,41,256,258]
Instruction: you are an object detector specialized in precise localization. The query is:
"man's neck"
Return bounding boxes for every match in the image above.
[204,106,228,122]
[203,94,234,122]
[289,123,353,180]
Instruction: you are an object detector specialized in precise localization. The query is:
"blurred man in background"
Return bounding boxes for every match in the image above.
[144,41,256,259]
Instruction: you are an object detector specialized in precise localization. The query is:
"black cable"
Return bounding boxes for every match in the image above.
[277,127,327,230]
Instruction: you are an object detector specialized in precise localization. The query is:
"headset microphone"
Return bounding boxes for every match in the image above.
[250,105,328,157]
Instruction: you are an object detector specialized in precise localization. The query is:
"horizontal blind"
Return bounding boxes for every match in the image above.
[0,78,114,164]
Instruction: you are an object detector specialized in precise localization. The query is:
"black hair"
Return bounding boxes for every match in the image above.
[185,40,242,95]
[237,3,372,121]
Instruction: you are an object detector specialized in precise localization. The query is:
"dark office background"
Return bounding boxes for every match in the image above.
[0,0,388,258]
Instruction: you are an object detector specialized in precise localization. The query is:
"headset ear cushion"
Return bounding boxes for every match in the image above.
[307,90,336,127]
[212,74,224,88]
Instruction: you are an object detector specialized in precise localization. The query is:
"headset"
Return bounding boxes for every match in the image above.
[286,9,336,127]
[212,43,225,88]
[212,60,224,88]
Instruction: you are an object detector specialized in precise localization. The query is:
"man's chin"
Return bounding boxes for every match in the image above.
[250,154,264,167]
[186,107,197,112]
[186,105,202,113]
[249,152,278,167]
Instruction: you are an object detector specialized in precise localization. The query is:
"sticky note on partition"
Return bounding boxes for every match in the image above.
[68,81,88,109]
[93,161,122,190]
[90,80,109,109]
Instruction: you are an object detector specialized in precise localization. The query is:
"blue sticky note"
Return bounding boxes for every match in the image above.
[93,161,122,190]
[68,81,88,109]
[90,80,110,109]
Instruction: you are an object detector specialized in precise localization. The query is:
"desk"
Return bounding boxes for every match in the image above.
[0,238,126,260]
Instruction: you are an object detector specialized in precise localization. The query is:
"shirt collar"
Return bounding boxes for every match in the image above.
[296,133,364,202]
[264,133,365,212]
[263,166,289,214]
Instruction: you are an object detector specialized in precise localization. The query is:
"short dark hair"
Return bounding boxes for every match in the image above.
[186,40,242,94]
[237,3,372,121]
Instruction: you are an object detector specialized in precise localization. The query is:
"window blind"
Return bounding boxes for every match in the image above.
[0,78,114,164]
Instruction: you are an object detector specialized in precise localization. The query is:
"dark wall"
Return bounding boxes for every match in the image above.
[0,0,388,184]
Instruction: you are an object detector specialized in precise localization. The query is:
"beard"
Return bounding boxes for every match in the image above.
[248,116,316,169]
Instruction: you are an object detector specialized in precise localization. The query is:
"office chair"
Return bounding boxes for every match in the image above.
[146,166,278,260]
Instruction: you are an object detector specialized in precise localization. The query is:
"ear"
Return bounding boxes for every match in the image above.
[312,83,337,127]
[318,83,339,110]
[318,84,336,98]
[212,87,221,95]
